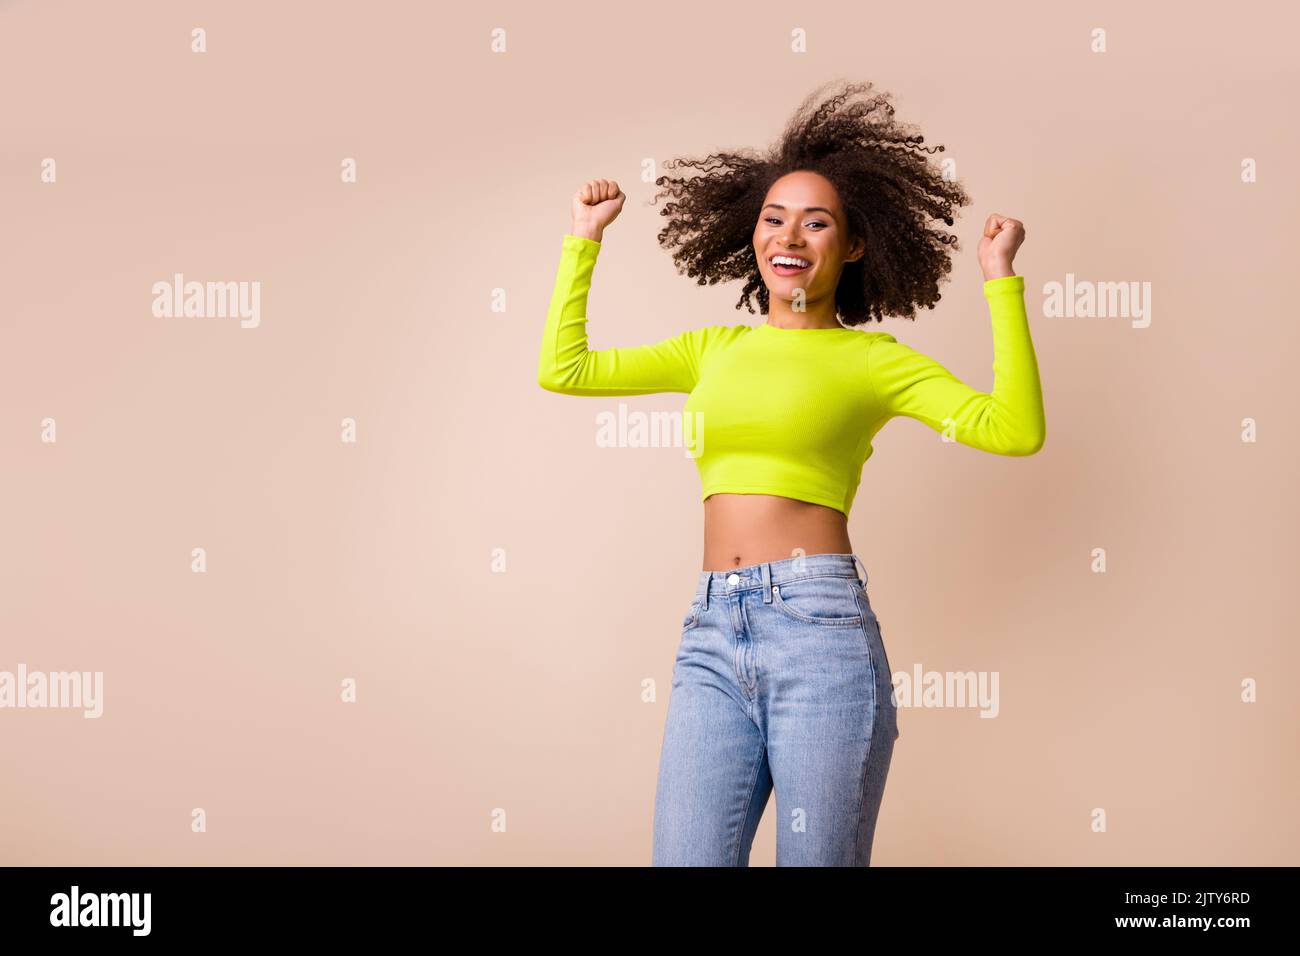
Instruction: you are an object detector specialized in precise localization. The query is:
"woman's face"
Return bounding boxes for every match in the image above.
[753,170,864,304]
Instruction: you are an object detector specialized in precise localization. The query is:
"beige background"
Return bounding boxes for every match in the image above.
[2,0,1297,865]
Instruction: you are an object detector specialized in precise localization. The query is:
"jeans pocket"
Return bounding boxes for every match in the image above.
[769,575,862,626]
[681,600,702,632]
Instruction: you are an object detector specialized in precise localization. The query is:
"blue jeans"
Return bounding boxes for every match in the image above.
[652,552,899,866]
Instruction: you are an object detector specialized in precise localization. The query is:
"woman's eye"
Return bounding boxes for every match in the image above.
[764,217,826,229]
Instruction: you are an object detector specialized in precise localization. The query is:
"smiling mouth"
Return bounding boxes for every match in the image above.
[769,256,811,276]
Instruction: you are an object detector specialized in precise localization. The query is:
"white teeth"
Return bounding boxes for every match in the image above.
[771,256,810,268]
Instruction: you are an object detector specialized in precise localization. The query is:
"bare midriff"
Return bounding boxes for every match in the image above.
[702,493,853,572]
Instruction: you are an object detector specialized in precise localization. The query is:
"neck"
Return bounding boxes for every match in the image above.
[766,293,842,330]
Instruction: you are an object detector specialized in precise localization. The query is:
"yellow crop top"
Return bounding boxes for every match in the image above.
[537,234,1045,516]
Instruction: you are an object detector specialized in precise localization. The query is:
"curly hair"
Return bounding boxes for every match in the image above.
[649,79,972,326]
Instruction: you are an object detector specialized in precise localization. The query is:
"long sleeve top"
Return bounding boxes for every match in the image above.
[538,234,1045,515]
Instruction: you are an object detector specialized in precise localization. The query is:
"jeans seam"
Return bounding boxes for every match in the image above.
[853,596,879,867]
[732,735,766,867]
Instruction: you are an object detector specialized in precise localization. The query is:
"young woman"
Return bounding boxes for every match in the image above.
[537,81,1045,866]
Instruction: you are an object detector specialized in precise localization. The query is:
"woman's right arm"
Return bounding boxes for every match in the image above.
[536,233,715,395]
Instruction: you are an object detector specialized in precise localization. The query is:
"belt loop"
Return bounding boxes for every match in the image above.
[701,573,710,611]
[851,554,868,586]
[761,562,773,604]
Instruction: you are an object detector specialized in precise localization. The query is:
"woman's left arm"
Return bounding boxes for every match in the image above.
[865,214,1046,456]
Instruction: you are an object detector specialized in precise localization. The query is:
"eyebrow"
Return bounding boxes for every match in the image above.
[762,204,836,215]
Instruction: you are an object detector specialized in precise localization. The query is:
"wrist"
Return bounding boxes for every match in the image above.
[981,259,1015,281]
[571,223,604,243]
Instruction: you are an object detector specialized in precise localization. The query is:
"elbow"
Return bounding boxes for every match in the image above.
[537,367,571,395]
[537,356,559,393]
[984,423,1044,456]
[537,346,575,393]
[1014,427,1046,456]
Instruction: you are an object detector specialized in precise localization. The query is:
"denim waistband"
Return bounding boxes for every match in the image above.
[694,552,867,610]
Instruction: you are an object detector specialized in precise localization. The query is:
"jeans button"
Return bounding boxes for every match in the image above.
[727,573,740,585]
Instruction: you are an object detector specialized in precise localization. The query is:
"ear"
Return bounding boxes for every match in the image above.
[843,234,866,264]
